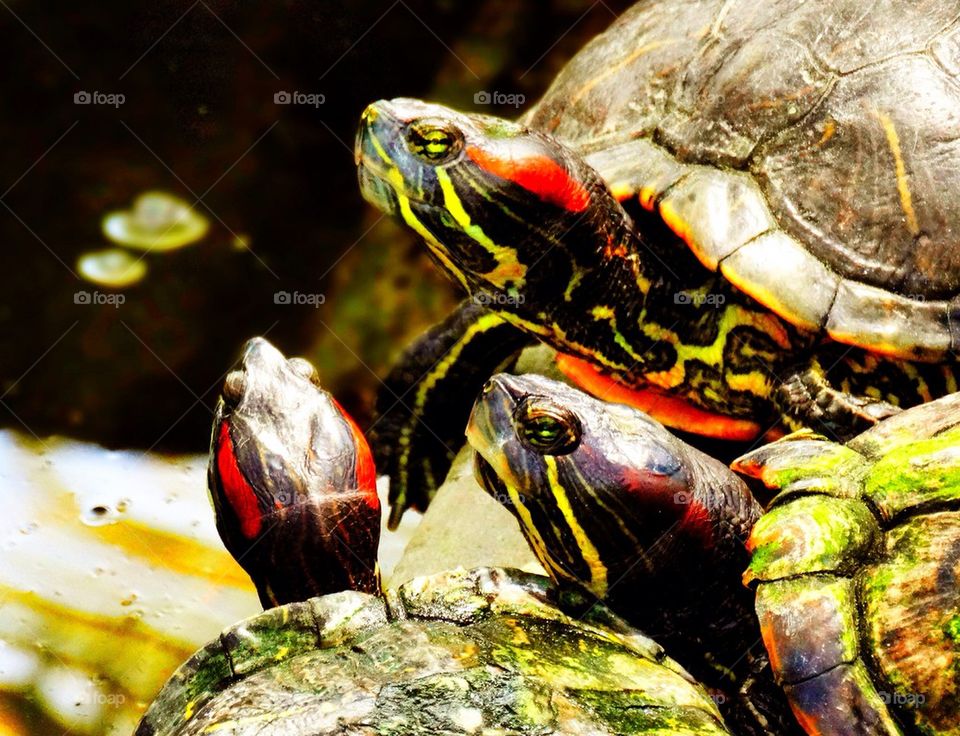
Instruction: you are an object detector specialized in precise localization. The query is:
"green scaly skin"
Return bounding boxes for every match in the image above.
[356,98,959,520]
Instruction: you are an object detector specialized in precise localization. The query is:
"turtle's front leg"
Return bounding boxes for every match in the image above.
[371,299,532,528]
[733,652,805,736]
[775,358,901,440]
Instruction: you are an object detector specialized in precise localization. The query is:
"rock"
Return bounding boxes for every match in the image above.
[387,347,566,586]
[389,444,542,587]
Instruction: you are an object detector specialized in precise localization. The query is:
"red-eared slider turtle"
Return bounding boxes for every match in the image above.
[137,339,734,736]
[355,0,960,524]
[209,337,380,608]
[468,373,960,735]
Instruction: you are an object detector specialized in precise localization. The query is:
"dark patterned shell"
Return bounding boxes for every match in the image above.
[734,394,960,736]
[527,0,960,359]
[135,568,732,736]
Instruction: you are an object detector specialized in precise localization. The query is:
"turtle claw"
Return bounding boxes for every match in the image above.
[776,363,903,441]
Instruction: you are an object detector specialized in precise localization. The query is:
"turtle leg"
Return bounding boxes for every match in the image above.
[371,299,532,528]
[775,358,901,440]
[731,653,805,736]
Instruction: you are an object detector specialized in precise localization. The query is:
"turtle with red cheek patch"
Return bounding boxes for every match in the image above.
[467,372,778,733]
[140,343,740,736]
[357,1,960,529]
[470,373,960,736]
[209,337,380,608]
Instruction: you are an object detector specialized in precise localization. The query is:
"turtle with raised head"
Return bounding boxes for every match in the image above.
[469,372,960,735]
[357,0,960,524]
[209,336,380,608]
[136,339,734,736]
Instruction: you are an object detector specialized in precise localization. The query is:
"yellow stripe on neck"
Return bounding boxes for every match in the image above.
[396,193,470,292]
[436,169,528,290]
[368,133,470,292]
[504,480,574,584]
[544,456,608,598]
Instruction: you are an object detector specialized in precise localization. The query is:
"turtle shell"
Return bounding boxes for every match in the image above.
[526,0,960,360]
[135,567,731,736]
[734,393,960,735]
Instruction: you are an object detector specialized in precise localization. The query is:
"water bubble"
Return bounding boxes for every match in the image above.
[102,191,209,252]
[76,248,147,288]
[80,504,119,527]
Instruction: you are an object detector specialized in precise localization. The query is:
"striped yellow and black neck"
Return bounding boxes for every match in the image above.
[357,98,959,446]
[357,97,647,301]
[467,373,764,693]
[356,99,797,426]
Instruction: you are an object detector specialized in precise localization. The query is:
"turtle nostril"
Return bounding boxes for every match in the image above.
[360,103,379,124]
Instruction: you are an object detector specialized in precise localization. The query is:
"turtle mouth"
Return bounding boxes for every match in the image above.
[356,140,432,213]
[474,452,508,501]
[356,102,436,213]
[357,165,400,214]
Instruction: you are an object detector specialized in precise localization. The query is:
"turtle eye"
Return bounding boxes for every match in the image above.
[222,370,246,405]
[287,357,321,387]
[405,120,463,163]
[514,396,582,455]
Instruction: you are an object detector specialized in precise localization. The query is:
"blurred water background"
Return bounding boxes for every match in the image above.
[0,2,635,732]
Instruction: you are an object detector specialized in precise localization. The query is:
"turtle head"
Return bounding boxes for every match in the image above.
[467,373,761,609]
[357,98,620,304]
[210,337,380,608]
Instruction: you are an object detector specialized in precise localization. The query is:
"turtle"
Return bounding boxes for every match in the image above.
[209,336,381,608]
[136,337,735,736]
[355,0,960,526]
[467,371,960,735]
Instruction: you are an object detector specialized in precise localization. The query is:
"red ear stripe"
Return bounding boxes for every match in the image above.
[466,146,591,213]
[216,420,263,540]
[331,397,380,511]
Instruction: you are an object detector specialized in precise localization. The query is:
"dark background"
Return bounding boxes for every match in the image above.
[0,0,636,452]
